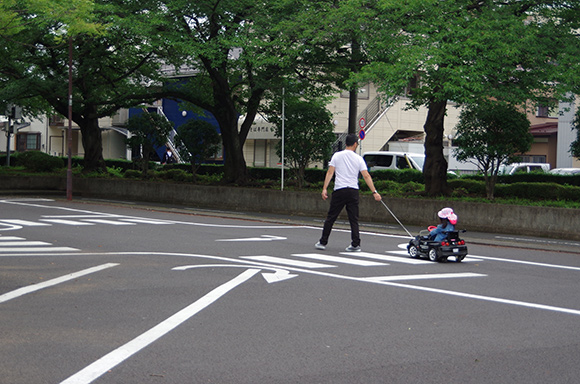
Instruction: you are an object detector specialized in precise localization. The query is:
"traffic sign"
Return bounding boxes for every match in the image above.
[358,117,366,129]
[359,130,366,140]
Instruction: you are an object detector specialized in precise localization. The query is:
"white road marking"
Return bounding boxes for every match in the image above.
[365,272,486,282]
[241,255,335,269]
[292,253,387,266]
[0,236,26,241]
[40,219,95,226]
[118,218,174,225]
[347,251,432,264]
[59,268,260,384]
[0,219,50,226]
[0,241,52,247]
[0,247,79,253]
[0,263,119,304]
[469,254,580,271]
[81,219,136,225]
[217,235,287,242]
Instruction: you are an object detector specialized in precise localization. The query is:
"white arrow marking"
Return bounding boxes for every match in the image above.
[60,268,260,384]
[261,269,298,283]
[216,235,287,242]
[172,264,298,284]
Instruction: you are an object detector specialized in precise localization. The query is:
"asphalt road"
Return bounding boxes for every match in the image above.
[1,196,580,384]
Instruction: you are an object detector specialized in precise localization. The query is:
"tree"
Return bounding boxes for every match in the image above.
[155,0,344,185]
[174,119,221,177]
[454,102,532,199]
[358,0,580,196]
[0,0,173,172]
[125,112,173,176]
[570,109,580,159]
[267,98,336,188]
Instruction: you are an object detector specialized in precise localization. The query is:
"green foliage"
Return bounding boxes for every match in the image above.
[174,119,221,175]
[453,101,532,199]
[156,169,193,182]
[123,169,142,179]
[267,97,336,188]
[15,151,65,172]
[126,112,173,175]
[495,182,580,201]
[368,169,424,183]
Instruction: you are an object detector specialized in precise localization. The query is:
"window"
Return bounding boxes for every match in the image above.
[536,104,559,118]
[16,132,41,151]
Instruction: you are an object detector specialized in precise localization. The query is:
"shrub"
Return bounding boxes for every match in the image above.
[448,179,487,196]
[124,169,142,179]
[16,151,65,172]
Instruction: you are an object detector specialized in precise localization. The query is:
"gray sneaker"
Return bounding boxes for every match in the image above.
[315,242,326,250]
[345,245,361,252]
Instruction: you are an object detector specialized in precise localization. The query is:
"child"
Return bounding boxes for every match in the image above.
[429,207,457,242]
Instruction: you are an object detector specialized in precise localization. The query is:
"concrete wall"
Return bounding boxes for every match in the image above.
[2,175,579,240]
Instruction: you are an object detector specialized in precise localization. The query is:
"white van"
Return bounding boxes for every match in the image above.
[499,162,550,175]
[363,151,425,171]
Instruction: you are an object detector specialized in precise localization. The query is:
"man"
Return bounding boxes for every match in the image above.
[316,134,382,252]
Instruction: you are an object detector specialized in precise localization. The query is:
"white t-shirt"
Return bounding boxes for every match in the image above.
[329,149,368,190]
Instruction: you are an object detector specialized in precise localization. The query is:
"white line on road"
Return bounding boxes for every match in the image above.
[292,253,387,266]
[241,255,335,269]
[348,251,433,264]
[0,247,79,253]
[0,241,52,246]
[59,268,260,384]
[0,263,119,304]
[365,272,487,282]
[40,219,95,226]
[0,219,51,226]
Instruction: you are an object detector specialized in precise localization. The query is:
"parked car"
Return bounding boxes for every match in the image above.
[363,151,424,171]
[499,162,550,175]
[549,168,580,175]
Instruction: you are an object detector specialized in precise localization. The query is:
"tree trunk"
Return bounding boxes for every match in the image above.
[217,112,249,185]
[348,87,358,135]
[78,111,106,173]
[423,99,450,196]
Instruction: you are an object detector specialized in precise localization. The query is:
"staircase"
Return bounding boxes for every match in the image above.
[332,94,398,153]
[146,107,184,163]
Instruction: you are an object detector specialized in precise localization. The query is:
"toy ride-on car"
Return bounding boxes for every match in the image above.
[407,229,468,262]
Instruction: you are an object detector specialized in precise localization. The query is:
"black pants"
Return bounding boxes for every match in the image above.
[319,188,360,247]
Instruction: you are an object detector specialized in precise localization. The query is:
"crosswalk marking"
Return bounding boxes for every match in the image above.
[388,250,480,262]
[0,219,50,226]
[0,236,26,241]
[292,253,387,266]
[344,251,432,265]
[0,241,52,247]
[40,219,95,226]
[241,256,335,269]
[0,247,79,253]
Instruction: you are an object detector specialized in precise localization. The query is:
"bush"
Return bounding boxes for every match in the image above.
[448,179,487,196]
[16,151,65,172]
[123,169,142,179]
[495,182,580,200]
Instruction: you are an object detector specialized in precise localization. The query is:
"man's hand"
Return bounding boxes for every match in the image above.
[373,192,382,201]
[321,188,328,200]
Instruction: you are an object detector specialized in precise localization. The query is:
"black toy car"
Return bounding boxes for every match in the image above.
[407,229,468,262]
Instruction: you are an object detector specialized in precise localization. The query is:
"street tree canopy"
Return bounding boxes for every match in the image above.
[453,102,532,199]
[358,0,580,195]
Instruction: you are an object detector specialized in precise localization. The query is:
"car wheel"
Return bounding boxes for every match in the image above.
[408,245,420,258]
[456,255,465,263]
[428,248,439,262]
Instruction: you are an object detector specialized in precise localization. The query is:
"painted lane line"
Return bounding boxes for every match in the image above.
[365,272,486,282]
[0,219,51,226]
[0,236,26,241]
[0,241,52,247]
[217,235,287,242]
[0,247,79,253]
[40,219,95,226]
[292,253,387,266]
[118,218,174,225]
[346,251,432,265]
[241,255,335,269]
[0,263,119,304]
[59,268,260,384]
[469,254,580,271]
[81,219,136,225]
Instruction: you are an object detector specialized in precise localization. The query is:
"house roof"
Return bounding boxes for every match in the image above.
[529,122,558,135]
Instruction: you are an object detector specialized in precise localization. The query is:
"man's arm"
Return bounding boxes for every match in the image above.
[361,170,382,201]
[321,166,335,200]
